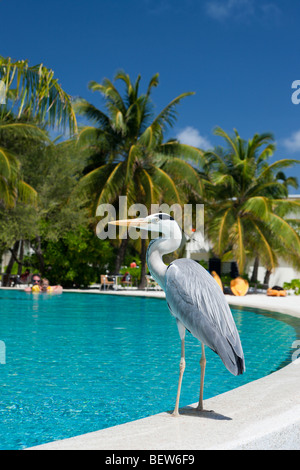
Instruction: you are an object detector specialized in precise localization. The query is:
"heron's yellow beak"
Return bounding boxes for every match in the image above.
[108,218,149,228]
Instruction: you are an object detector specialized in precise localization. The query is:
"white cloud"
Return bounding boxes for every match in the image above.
[206,0,254,21]
[282,130,300,153]
[260,3,281,18]
[205,0,280,22]
[177,126,212,150]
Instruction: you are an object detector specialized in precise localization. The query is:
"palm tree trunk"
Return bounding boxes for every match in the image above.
[3,241,20,286]
[114,238,128,274]
[17,240,24,276]
[33,236,45,274]
[138,238,147,289]
[264,269,271,287]
[250,256,259,283]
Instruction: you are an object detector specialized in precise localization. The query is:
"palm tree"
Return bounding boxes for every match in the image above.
[204,127,300,280]
[0,55,77,207]
[0,117,50,207]
[75,71,204,286]
[0,56,77,134]
[0,56,79,283]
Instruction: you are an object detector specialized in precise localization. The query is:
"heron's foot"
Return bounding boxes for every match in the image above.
[171,410,180,417]
[196,405,214,413]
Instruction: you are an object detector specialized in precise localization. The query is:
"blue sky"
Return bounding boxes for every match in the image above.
[1,0,300,191]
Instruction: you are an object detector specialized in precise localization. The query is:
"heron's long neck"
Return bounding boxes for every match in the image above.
[146,229,182,289]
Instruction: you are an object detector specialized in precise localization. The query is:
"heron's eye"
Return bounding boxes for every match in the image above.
[152,217,160,224]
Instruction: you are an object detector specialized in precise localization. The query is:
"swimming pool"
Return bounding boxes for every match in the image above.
[0,289,298,450]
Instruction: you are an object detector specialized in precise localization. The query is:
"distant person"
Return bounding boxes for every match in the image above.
[25,274,42,292]
[121,272,131,282]
[20,269,30,283]
[41,278,63,294]
[24,275,63,294]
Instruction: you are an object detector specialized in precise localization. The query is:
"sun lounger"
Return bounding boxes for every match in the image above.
[211,271,223,291]
[267,287,287,297]
[230,277,249,296]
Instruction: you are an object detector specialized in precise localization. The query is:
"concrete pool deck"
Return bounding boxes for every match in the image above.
[25,290,300,450]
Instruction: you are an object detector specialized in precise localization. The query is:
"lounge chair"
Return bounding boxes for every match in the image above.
[230,277,249,296]
[145,275,161,290]
[100,274,115,290]
[211,271,223,291]
[267,286,286,297]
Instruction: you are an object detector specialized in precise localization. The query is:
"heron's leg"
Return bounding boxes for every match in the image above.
[172,337,185,417]
[172,320,186,417]
[197,343,206,411]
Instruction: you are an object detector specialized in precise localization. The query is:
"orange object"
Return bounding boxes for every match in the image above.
[211,271,223,291]
[230,277,249,296]
[267,288,286,297]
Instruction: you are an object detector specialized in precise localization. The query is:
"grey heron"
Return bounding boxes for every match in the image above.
[109,213,245,416]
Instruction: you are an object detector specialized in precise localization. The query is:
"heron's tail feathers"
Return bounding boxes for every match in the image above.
[213,337,245,376]
[233,352,245,376]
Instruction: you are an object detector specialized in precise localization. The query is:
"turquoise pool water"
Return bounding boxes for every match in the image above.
[0,290,298,450]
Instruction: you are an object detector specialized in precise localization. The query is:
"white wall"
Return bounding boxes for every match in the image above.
[248,258,300,287]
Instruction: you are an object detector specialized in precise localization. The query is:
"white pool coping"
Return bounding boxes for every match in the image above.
[20,291,300,450]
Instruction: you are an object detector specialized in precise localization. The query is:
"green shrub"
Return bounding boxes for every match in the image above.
[119,266,141,286]
[283,279,300,295]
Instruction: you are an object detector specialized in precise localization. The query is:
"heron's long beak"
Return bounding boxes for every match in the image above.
[108,218,149,228]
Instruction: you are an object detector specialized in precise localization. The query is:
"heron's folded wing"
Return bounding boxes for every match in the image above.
[165,259,245,375]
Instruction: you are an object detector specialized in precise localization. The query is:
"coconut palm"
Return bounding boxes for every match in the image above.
[0,56,77,207]
[75,71,204,286]
[0,56,77,134]
[204,127,300,278]
[0,117,51,207]
[0,146,37,208]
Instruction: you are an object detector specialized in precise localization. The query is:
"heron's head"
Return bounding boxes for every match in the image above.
[109,213,181,239]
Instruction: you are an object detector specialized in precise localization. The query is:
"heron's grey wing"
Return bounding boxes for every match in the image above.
[165,259,245,376]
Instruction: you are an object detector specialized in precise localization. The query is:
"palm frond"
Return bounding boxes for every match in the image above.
[250,220,276,271]
[151,166,181,204]
[89,77,126,115]
[125,145,139,185]
[139,169,159,207]
[146,73,159,97]
[258,159,300,181]
[217,208,233,256]
[0,147,14,179]
[151,92,195,133]
[17,180,37,206]
[74,99,111,128]
[97,162,125,206]
[241,196,270,220]
[268,212,300,253]
[159,142,206,166]
[0,122,50,142]
[214,126,239,157]
[158,156,204,197]
[0,56,77,134]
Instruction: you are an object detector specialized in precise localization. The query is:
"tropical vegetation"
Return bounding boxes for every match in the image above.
[203,127,300,282]
[283,279,300,295]
[75,70,204,287]
[1,55,300,289]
